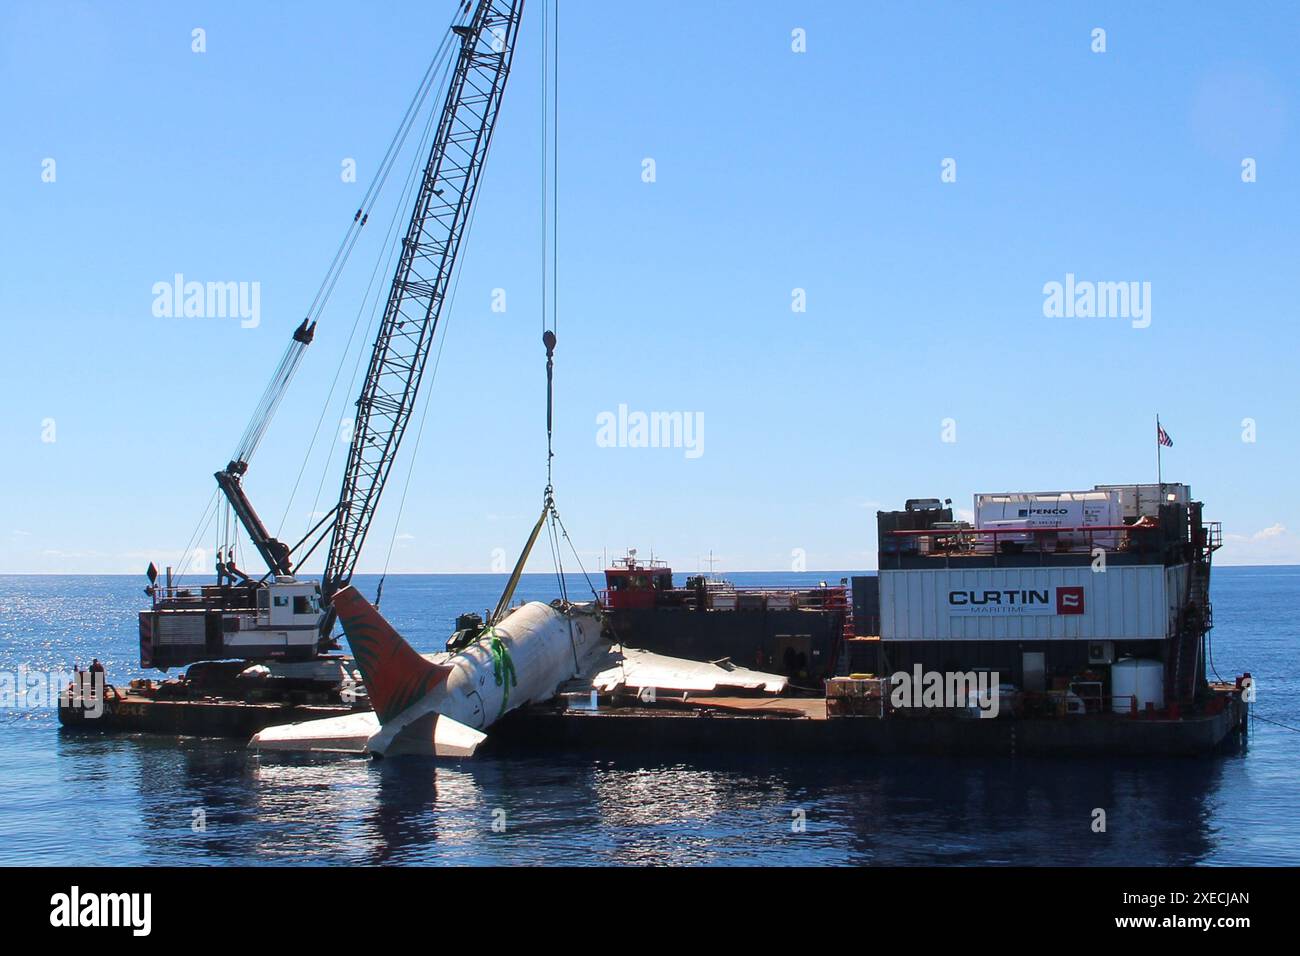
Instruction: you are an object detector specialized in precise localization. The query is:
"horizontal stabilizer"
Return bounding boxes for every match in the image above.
[248,712,379,754]
[248,709,486,758]
[381,711,487,758]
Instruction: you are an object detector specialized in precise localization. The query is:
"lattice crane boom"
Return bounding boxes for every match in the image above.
[320,0,526,620]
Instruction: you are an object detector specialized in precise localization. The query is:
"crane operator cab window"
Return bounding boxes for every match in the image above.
[264,583,320,627]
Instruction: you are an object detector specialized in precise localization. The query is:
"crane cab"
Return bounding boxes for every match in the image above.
[139,577,323,670]
[259,577,323,628]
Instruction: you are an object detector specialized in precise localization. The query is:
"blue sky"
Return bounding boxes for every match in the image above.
[2,0,1298,576]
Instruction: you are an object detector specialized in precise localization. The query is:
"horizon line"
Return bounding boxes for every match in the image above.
[2,562,1297,576]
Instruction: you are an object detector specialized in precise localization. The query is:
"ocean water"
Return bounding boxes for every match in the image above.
[0,567,1296,866]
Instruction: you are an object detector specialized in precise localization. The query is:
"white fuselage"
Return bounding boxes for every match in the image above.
[369,600,605,755]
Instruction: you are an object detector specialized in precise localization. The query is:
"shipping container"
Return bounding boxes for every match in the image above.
[974,490,1121,530]
[1094,483,1190,521]
[878,564,1187,641]
[974,489,1122,550]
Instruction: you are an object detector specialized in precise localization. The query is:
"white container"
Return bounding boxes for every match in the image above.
[1111,658,1165,713]
[975,490,1121,549]
[878,564,1185,642]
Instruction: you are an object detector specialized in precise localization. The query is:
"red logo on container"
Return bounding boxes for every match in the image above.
[1056,586,1085,615]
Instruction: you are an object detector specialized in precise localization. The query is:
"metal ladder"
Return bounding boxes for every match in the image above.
[1167,524,1220,704]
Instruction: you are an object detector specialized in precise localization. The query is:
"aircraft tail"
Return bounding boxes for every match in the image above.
[333,585,451,723]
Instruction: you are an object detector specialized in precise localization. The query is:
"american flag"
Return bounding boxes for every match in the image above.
[1157,423,1173,447]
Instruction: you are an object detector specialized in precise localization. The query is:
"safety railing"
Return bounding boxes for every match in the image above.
[1203,521,1223,552]
[886,523,1160,558]
[147,581,262,612]
[600,584,849,610]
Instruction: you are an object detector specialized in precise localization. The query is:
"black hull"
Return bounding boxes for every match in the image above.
[58,694,356,739]
[492,697,1248,758]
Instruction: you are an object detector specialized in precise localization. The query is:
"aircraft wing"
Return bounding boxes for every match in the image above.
[587,646,787,695]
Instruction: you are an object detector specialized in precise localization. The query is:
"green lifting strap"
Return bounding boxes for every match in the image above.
[490,631,518,716]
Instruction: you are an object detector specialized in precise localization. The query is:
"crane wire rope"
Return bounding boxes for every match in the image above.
[374,188,485,608]
[173,488,219,585]
[303,74,450,547]
[535,0,597,606]
[182,9,470,584]
[232,19,466,471]
[277,42,457,542]
[307,43,453,506]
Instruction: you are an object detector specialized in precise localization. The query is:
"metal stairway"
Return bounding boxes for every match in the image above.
[1166,521,1221,705]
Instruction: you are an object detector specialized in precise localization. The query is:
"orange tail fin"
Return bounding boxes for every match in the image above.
[333,586,451,723]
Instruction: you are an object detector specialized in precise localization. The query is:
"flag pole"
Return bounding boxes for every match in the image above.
[1156,414,1163,495]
